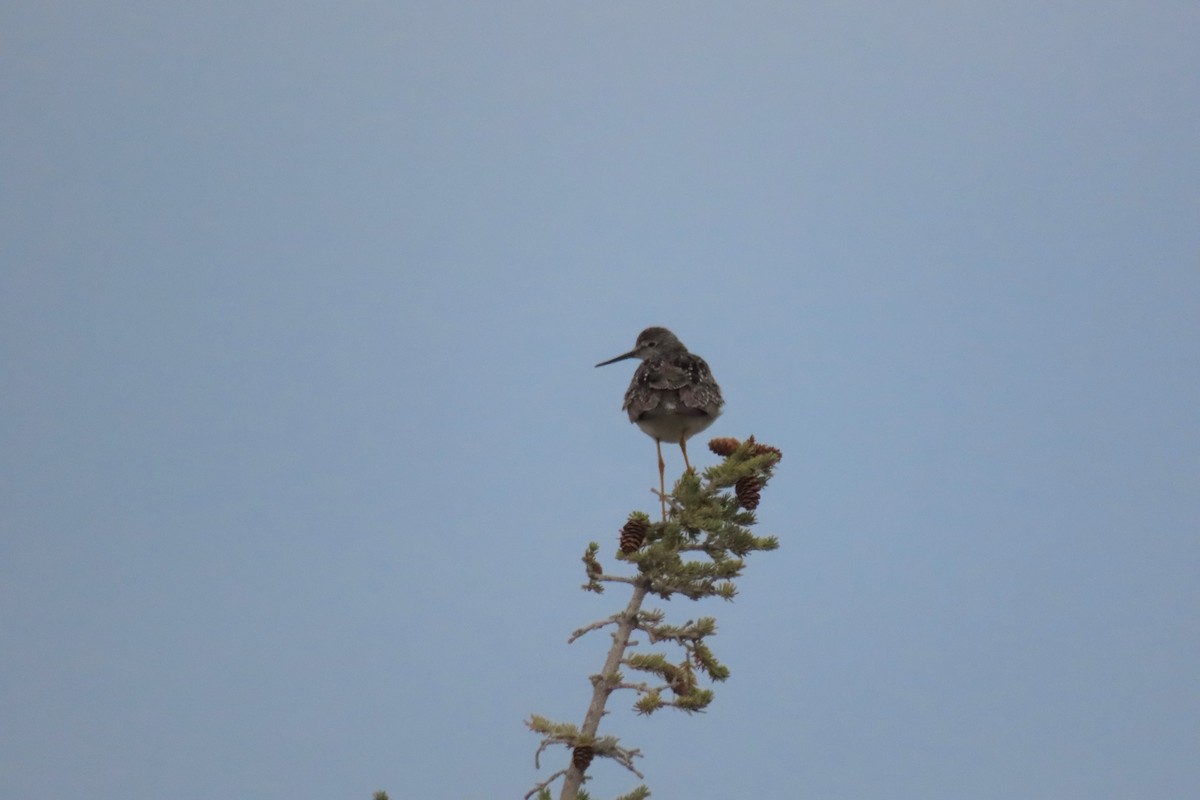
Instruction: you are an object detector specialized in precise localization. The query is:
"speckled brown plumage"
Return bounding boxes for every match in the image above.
[596,327,724,519]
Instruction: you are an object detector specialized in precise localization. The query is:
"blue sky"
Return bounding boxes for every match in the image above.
[2,3,1197,798]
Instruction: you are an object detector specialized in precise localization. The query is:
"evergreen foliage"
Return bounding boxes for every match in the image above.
[525,437,782,799]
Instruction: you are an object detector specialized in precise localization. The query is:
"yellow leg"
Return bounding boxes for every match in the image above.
[656,438,667,521]
[680,435,693,472]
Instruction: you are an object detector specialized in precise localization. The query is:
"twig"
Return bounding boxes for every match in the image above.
[568,618,616,643]
[608,744,645,779]
[524,769,567,799]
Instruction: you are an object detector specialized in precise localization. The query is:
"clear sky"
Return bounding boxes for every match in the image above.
[2,3,1197,798]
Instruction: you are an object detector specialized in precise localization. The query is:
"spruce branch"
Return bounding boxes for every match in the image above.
[527,436,782,799]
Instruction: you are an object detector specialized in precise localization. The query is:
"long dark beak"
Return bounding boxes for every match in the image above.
[595,349,638,367]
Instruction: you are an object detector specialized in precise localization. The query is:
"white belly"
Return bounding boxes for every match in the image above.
[634,410,717,444]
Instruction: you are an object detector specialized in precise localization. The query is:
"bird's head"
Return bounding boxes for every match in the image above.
[595,326,683,367]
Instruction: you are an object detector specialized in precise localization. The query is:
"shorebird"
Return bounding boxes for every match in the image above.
[596,326,724,519]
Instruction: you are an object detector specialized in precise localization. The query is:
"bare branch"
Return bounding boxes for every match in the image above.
[614,680,667,695]
[532,738,551,770]
[524,769,567,799]
[607,743,645,779]
[567,618,616,643]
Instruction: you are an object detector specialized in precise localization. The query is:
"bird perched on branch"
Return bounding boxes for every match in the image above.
[596,326,724,519]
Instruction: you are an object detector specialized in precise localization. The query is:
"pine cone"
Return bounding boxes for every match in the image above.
[619,515,649,554]
[708,437,741,457]
[572,744,595,772]
[751,442,783,462]
[735,475,762,510]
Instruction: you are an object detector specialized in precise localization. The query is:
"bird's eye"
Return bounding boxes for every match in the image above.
[646,341,656,347]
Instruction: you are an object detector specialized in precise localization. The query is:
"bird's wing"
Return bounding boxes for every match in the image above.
[677,355,724,416]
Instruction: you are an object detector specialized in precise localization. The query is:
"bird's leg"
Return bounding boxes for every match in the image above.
[680,435,693,473]
[656,438,667,521]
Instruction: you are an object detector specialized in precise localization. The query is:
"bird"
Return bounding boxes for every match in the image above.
[595,326,724,519]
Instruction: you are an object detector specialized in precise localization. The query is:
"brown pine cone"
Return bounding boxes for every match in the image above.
[735,475,763,510]
[572,744,595,772]
[708,437,741,457]
[751,442,783,462]
[619,515,649,554]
